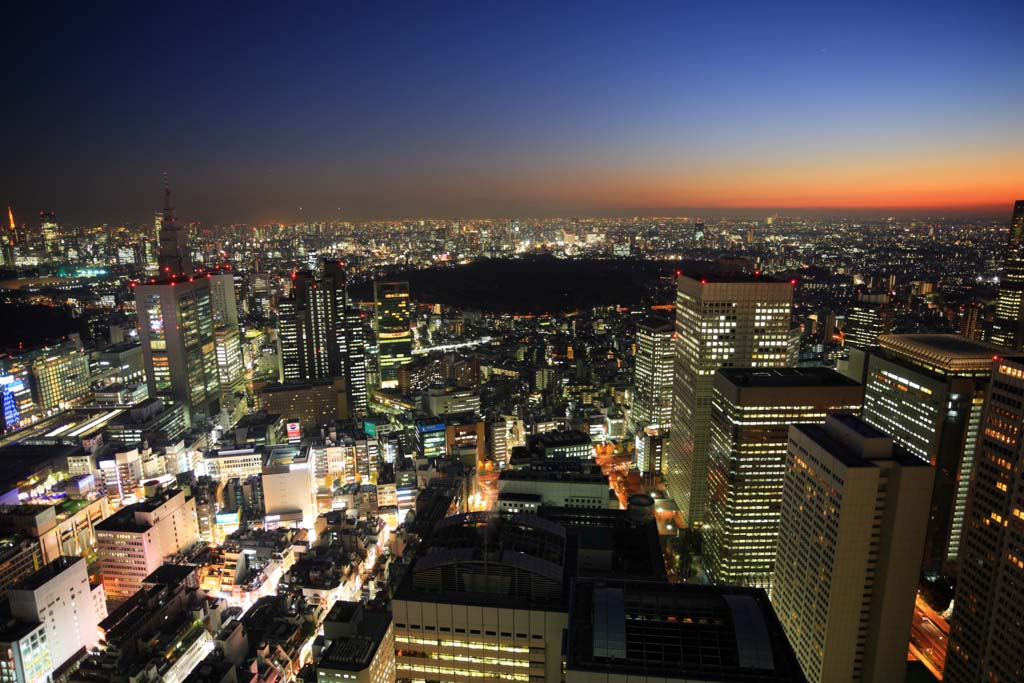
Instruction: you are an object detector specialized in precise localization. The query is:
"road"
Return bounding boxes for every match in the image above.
[908,594,949,680]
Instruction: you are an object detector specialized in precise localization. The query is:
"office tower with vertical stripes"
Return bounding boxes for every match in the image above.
[704,368,863,588]
[990,200,1024,350]
[630,315,674,435]
[862,333,1004,574]
[666,271,794,526]
[945,357,1024,683]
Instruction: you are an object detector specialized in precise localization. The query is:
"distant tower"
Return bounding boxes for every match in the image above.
[374,281,412,389]
[990,200,1024,349]
[630,316,674,435]
[136,180,219,424]
[3,205,17,267]
[156,175,193,276]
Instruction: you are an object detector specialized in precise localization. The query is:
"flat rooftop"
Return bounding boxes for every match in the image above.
[566,578,807,682]
[319,604,391,672]
[878,334,1011,374]
[11,556,83,591]
[717,367,859,388]
[793,421,925,469]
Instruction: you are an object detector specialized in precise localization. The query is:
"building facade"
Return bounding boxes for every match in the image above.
[772,415,932,683]
[703,368,863,588]
[374,281,412,389]
[666,272,794,526]
[630,316,674,435]
[945,358,1024,683]
[862,333,1003,573]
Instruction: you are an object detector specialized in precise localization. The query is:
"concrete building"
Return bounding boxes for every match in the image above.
[262,445,316,531]
[497,464,613,514]
[565,579,806,683]
[526,430,593,459]
[630,315,674,435]
[0,537,43,604]
[255,378,349,430]
[704,368,863,588]
[203,447,263,481]
[771,415,933,683]
[0,620,51,683]
[9,556,100,671]
[862,333,1005,573]
[95,488,199,602]
[667,271,794,526]
[634,425,665,480]
[425,385,480,417]
[31,342,92,414]
[392,512,573,683]
[316,601,395,683]
[946,358,1024,683]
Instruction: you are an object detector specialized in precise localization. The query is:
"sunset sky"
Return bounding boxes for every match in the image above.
[3,1,1022,223]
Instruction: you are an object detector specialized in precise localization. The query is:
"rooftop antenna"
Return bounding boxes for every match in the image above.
[163,172,174,214]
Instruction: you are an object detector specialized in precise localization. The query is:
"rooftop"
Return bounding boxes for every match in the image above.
[319,603,392,672]
[11,555,83,591]
[566,578,807,683]
[878,334,1010,374]
[717,367,860,389]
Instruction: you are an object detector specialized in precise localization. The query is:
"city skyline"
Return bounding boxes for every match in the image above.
[4,1,1022,224]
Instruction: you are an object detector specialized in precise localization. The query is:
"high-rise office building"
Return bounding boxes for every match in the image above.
[666,271,794,526]
[862,333,1005,574]
[844,291,893,351]
[9,556,101,671]
[704,368,863,588]
[278,262,366,415]
[135,184,219,424]
[990,200,1024,350]
[210,271,245,397]
[945,358,1024,683]
[374,281,412,389]
[630,315,674,435]
[772,415,933,683]
[31,342,91,414]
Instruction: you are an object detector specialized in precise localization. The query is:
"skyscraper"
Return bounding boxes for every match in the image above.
[862,333,1004,574]
[844,291,893,351]
[629,315,674,435]
[666,271,794,526]
[374,280,412,389]
[772,415,933,683]
[209,271,245,399]
[135,183,220,424]
[703,368,863,588]
[155,180,192,277]
[277,261,367,415]
[945,358,1024,683]
[990,200,1024,350]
